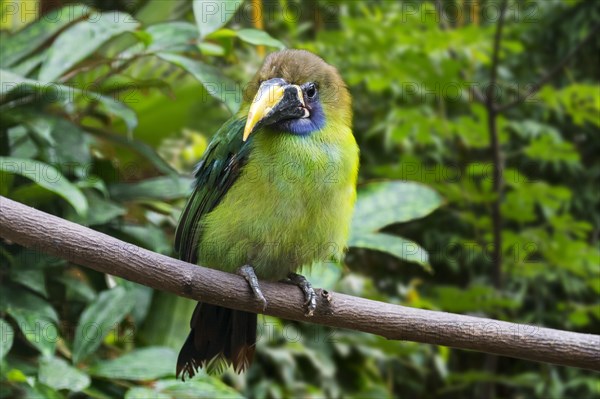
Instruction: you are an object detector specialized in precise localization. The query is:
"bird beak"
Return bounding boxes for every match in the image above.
[243,79,308,141]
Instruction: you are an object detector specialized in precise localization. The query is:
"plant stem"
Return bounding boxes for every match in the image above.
[483,2,508,397]
[487,0,507,290]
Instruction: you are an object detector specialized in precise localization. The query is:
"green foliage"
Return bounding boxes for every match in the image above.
[193,0,240,39]
[1,0,598,398]
[72,286,135,364]
[38,357,91,392]
[0,1,302,397]
[1,70,137,131]
[0,319,14,360]
[39,12,140,82]
[305,0,599,397]
[89,347,177,380]
[0,4,90,68]
[235,28,286,49]
[0,157,88,215]
[350,181,442,269]
[156,52,239,113]
[125,377,244,399]
[0,285,58,358]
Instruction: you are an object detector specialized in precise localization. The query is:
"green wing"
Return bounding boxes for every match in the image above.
[175,117,250,264]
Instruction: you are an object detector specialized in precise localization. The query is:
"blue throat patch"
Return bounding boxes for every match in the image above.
[276,99,326,136]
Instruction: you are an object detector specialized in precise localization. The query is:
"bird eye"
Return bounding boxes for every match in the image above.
[305,83,317,99]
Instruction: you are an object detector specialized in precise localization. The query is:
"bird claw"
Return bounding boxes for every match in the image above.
[237,264,268,311]
[286,273,317,317]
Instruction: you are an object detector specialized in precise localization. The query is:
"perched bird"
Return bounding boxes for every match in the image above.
[175,49,359,379]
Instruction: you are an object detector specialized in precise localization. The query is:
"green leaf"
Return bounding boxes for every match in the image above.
[57,275,97,303]
[0,157,88,215]
[39,357,91,392]
[568,308,590,327]
[125,377,243,399]
[118,224,171,255]
[0,70,138,132]
[31,383,63,399]
[24,115,55,146]
[193,0,242,38]
[136,293,194,351]
[6,125,37,159]
[39,12,140,82]
[126,388,171,399]
[198,42,225,56]
[8,249,51,300]
[90,347,176,380]
[156,53,239,114]
[86,127,176,176]
[451,104,489,148]
[53,275,97,303]
[12,113,92,168]
[10,50,48,77]
[0,285,58,323]
[206,28,238,39]
[507,119,562,140]
[48,119,92,166]
[6,368,28,383]
[145,22,198,53]
[122,281,154,325]
[72,286,135,364]
[502,182,571,222]
[10,182,61,210]
[109,176,192,202]
[66,190,125,226]
[0,5,90,68]
[0,286,58,357]
[135,0,191,25]
[156,377,243,398]
[303,262,342,289]
[538,84,600,127]
[432,285,520,314]
[236,29,285,49]
[524,135,580,164]
[348,181,440,269]
[351,181,442,233]
[10,268,47,297]
[349,232,431,271]
[0,319,14,360]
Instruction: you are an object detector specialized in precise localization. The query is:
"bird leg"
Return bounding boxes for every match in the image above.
[237,264,267,311]
[285,273,317,317]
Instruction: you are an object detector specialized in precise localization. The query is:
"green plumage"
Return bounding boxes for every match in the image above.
[174,117,251,265]
[180,119,358,279]
[175,49,358,378]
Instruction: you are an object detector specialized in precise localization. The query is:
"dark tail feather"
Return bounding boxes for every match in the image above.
[176,302,257,380]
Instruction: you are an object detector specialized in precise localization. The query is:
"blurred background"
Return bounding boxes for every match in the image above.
[0,0,598,398]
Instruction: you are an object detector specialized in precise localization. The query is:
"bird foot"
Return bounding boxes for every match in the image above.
[237,264,267,311]
[284,273,317,317]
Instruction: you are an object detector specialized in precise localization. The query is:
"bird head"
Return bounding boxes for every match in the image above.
[241,49,351,141]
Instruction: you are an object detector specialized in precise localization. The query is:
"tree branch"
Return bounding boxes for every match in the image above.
[497,22,600,113]
[487,0,507,108]
[1,196,598,371]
